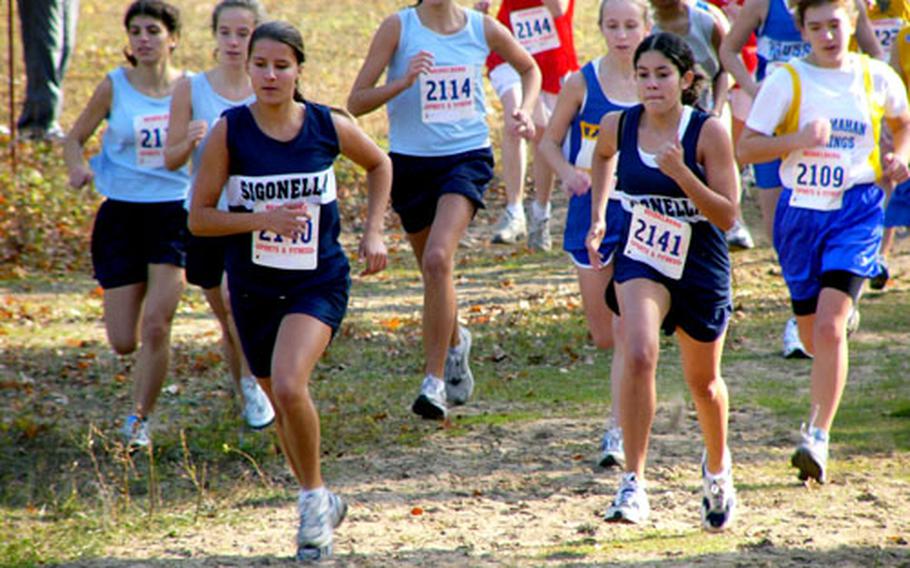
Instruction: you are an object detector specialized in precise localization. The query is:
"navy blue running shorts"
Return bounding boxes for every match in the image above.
[605,278,731,342]
[390,147,494,234]
[230,277,350,378]
[91,199,187,289]
[566,245,615,269]
[186,233,228,289]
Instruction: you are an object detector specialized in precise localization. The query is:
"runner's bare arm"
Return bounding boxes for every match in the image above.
[710,17,732,115]
[347,15,416,117]
[854,0,884,59]
[332,111,392,275]
[63,76,112,189]
[719,0,767,98]
[882,110,910,184]
[538,71,591,195]
[689,117,739,230]
[585,111,621,269]
[737,118,831,164]
[164,76,206,171]
[485,14,542,136]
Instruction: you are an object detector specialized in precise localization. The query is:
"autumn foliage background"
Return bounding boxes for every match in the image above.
[1,1,910,566]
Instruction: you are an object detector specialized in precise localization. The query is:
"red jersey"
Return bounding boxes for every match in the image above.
[485,0,579,94]
[704,0,757,73]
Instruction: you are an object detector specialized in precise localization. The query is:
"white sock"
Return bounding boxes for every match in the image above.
[506,202,524,218]
[299,485,327,504]
[531,200,550,220]
[705,448,733,478]
[705,466,731,481]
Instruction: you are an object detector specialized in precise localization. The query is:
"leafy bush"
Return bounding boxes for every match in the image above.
[0,143,100,276]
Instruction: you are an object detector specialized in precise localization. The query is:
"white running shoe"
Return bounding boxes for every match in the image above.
[445,326,474,406]
[725,220,754,251]
[846,307,861,336]
[782,317,811,359]
[412,376,447,420]
[605,472,650,524]
[240,376,275,430]
[528,212,552,251]
[296,488,347,562]
[491,208,527,244]
[700,451,736,532]
[791,424,829,484]
[121,415,150,450]
[598,426,625,469]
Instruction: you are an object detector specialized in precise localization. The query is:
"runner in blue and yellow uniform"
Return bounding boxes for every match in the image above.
[738,0,910,484]
[538,0,652,471]
[721,0,884,357]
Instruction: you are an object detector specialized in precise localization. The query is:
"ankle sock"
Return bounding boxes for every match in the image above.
[505,203,524,218]
[531,200,550,220]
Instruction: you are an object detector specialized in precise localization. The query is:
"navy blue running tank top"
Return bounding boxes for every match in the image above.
[613,104,730,291]
[223,102,348,295]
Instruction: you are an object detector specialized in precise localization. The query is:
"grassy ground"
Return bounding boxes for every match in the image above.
[1,0,910,566]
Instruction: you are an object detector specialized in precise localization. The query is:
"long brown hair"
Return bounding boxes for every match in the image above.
[248,21,306,103]
[122,0,181,66]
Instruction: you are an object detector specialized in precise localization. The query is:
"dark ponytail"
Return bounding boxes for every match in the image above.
[633,32,706,107]
[249,21,306,103]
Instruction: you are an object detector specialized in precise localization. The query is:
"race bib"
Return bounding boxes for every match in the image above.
[623,205,691,280]
[575,120,599,171]
[134,113,169,168]
[510,6,560,54]
[789,148,850,211]
[420,65,476,124]
[251,201,320,270]
[873,18,905,56]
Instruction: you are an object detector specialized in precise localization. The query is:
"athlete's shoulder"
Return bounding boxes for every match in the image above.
[222,103,250,121]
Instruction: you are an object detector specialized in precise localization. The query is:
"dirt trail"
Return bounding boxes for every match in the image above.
[63,401,910,567]
[40,206,910,567]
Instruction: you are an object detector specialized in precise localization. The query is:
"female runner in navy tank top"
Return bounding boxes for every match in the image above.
[586,32,740,531]
[538,0,651,471]
[189,22,391,562]
[737,0,910,486]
